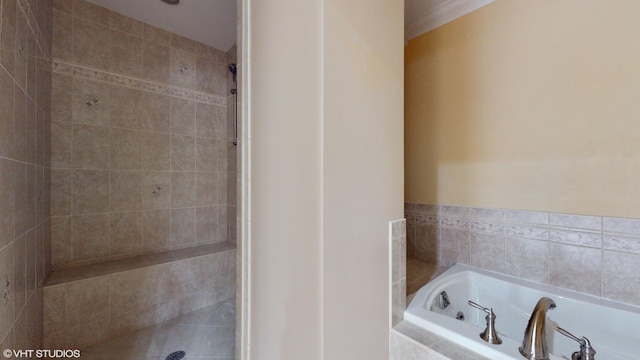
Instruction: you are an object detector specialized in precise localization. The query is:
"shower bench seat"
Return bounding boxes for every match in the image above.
[42,242,236,350]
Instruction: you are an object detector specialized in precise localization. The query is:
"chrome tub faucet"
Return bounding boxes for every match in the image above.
[519,297,556,360]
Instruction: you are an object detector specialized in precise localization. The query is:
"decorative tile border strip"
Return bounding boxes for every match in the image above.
[52,59,226,106]
[405,203,640,250]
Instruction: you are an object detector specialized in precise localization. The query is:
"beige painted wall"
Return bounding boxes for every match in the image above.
[245,0,403,358]
[247,0,323,358]
[405,1,640,218]
[323,0,404,359]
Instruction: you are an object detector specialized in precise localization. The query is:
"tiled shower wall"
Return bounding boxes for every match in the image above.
[0,0,53,352]
[406,203,640,307]
[50,0,236,268]
[227,44,237,245]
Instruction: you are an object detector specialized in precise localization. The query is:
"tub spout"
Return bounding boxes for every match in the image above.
[519,297,556,360]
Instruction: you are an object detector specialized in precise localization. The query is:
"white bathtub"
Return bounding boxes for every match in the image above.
[405,264,640,360]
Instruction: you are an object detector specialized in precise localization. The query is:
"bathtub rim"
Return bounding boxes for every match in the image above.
[408,263,640,315]
[404,263,640,360]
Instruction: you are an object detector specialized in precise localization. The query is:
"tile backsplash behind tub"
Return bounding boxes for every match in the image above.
[406,203,640,307]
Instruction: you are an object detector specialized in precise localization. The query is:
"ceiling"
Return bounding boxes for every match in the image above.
[86,0,492,51]
[405,0,494,41]
[87,0,237,51]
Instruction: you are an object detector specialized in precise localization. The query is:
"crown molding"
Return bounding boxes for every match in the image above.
[405,0,494,42]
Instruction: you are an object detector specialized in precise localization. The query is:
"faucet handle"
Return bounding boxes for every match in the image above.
[555,326,596,360]
[468,300,492,314]
[468,301,502,345]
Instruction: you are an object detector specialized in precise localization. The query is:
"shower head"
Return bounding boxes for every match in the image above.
[228,63,237,77]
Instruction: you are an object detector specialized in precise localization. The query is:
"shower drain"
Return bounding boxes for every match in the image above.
[165,350,186,360]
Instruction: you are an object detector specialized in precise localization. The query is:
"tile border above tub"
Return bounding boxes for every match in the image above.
[405,203,640,307]
[52,59,226,106]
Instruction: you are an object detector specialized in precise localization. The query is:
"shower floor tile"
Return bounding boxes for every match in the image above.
[74,298,235,360]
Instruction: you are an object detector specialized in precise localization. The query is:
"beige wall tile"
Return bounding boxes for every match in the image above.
[170,49,196,89]
[24,99,37,164]
[171,33,196,54]
[108,307,157,340]
[196,42,220,59]
[143,24,171,45]
[469,232,506,273]
[72,214,110,261]
[51,216,72,267]
[0,243,15,341]
[12,299,26,351]
[505,237,549,283]
[549,243,602,296]
[143,171,170,210]
[14,88,26,162]
[0,0,17,77]
[43,285,66,335]
[142,92,170,132]
[0,159,16,249]
[73,18,111,70]
[51,75,72,123]
[72,170,109,215]
[72,78,111,126]
[414,225,438,264]
[73,0,110,26]
[110,128,142,170]
[50,169,72,216]
[212,64,226,97]
[110,171,142,212]
[110,86,143,129]
[195,139,218,171]
[0,0,52,349]
[36,225,45,286]
[110,11,143,36]
[171,135,195,171]
[171,172,196,208]
[14,163,27,237]
[0,68,15,158]
[24,231,36,296]
[170,98,196,135]
[196,172,217,206]
[217,173,228,206]
[603,251,640,306]
[439,229,470,267]
[51,121,72,169]
[14,12,29,90]
[110,267,153,317]
[53,0,73,13]
[216,139,229,173]
[110,212,142,256]
[24,166,36,233]
[65,275,110,325]
[142,210,170,251]
[195,103,216,138]
[196,206,217,243]
[143,42,170,83]
[217,205,228,241]
[196,56,217,94]
[143,132,170,170]
[110,31,143,78]
[73,124,110,170]
[66,318,109,349]
[171,208,196,247]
